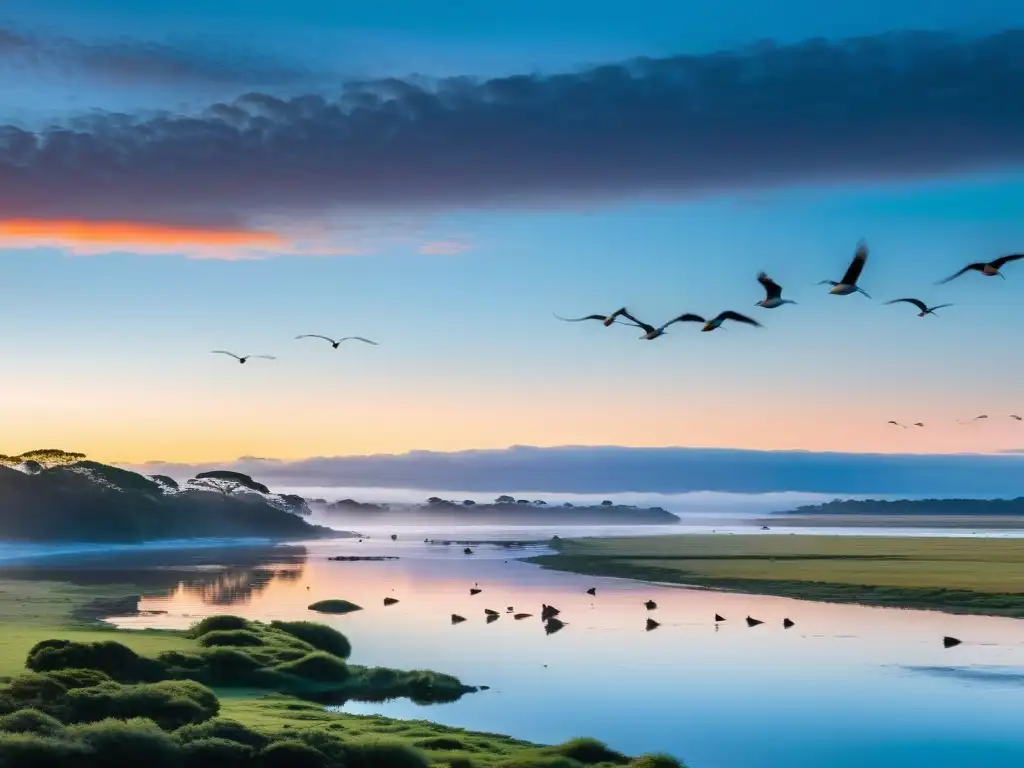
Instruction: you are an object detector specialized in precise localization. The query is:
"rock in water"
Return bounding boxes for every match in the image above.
[715,614,726,622]
[514,613,532,620]
[783,618,794,628]
[383,597,399,606]
[486,614,499,624]
[745,616,764,627]
[646,618,660,631]
[644,600,657,611]
[544,617,566,635]
[469,588,482,596]
[451,614,467,624]
[586,588,596,596]
[484,609,499,616]
[943,636,962,648]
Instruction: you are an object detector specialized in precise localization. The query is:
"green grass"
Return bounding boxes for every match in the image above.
[0,579,193,678]
[528,534,1024,618]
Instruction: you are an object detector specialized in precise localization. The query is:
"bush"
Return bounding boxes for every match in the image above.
[0,709,64,736]
[43,669,113,690]
[307,600,362,615]
[630,755,685,768]
[346,742,429,768]
[198,630,266,648]
[194,648,262,686]
[0,732,91,766]
[25,639,162,683]
[69,717,182,768]
[4,674,67,710]
[174,717,269,749]
[270,621,352,659]
[275,653,350,683]
[545,739,630,765]
[65,680,218,730]
[259,739,329,768]
[190,615,251,637]
[414,737,473,751]
[182,737,255,768]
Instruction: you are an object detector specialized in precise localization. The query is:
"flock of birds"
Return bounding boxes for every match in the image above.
[211,334,378,364]
[555,242,1024,337]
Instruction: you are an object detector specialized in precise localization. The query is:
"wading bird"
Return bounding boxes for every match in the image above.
[295,334,378,347]
[755,272,796,308]
[210,351,276,364]
[884,298,953,317]
[818,241,871,297]
[615,310,706,340]
[937,254,1024,284]
[552,308,629,327]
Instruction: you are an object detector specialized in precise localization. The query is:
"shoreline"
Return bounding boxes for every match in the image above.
[763,513,1024,530]
[525,534,1024,619]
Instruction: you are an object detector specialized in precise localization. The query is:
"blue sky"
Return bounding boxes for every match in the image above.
[3,0,1024,468]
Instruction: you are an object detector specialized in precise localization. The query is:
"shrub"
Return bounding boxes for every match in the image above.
[26,640,162,683]
[630,755,685,768]
[190,615,251,637]
[259,739,329,768]
[198,630,266,648]
[43,669,113,690]
[414,737,473,751]
[69,717,182,768]
[194,648,262,686]
[0,709,64,736]
[270,621,352,659]
[4,674,67,710]
[275,653,350,683]
[0,732,91,767]
[65,680,217,730]
[307,600,362,614]
[545,738,630,765]
[346,742,430,768]
[182,737,255,768]
[174,717,269,749]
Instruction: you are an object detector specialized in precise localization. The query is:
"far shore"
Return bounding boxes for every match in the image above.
[526,534,1024,619]
[763,513,1024,529]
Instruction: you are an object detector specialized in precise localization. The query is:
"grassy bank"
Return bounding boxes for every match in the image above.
[528,535,1024,618]
[0,572,685,767]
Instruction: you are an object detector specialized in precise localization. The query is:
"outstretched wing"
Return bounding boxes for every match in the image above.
[757,272,782,300]
[885,298,927,313]
[717,310,762,327]
[840,241,868,285]
[618,309,656,334]
[936,264,982,285]
[553,312,610,323]
[211,350,241,360]
[340,337,378,345]
[663,313,706,329]
[992,253,1024,269]
[249,355,276,360]
[929,303,954,312]
[296,334,337,343]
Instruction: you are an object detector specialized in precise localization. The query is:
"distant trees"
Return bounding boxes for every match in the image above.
[495,495,515,504]
[462,500,476,506]
[562,502,574,508]
[601,500,614,506]
[515,499,529,505]
[426,497,445,505]
[189,471,271,497]
[532,500,547,506]
[0,449,87,470]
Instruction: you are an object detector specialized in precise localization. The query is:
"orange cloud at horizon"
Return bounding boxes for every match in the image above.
[0,219,373,259]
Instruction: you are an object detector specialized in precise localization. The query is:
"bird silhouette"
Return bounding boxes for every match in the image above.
[693,311,764,332]
[884,298,953,317]
[210,351,276,364]
[615,310,706,340]
[818,241,871,297]
[959,415,989,424]
[552,308,629,327]
[887,420,908,428]
[1011,415,1023,421]
[937,254,1024,284]
[295,334,378,348]
[755,273,796,309]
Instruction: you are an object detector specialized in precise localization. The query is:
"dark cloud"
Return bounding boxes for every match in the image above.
[0,26,310,87]
[3,28,1024,228]
[124,445,1024,497]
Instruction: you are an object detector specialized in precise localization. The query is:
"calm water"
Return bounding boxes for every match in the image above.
[90,535,1024,768]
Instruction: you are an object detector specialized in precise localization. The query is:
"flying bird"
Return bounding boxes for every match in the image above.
[887,421,907,428]
[295,334,378,348]
[552,308,629,327]
[692,311,764,332]
[913,423,925,428]
[616,310,706,340]
[937,254,1024,284]
[818,241,871,297]
[884,298,953,317]
[959,415,989,424]
[755,272,796,308]
[1011,415,1023,421]
[210,351,276,364]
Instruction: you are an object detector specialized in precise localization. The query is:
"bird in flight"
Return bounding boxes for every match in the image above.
[295,334,378,348]
[913,422,925,427]
[959,415,989,424]
[614,310,706,340]
[1011,415,1023,421]
[755,272,796,309]
[552,308,629,327]
[937,254,1024,284]
[884,298,953,317]
[818,241,871,298]
[690,311,764,332]
[210,351,276,364]
[887,420,907,428]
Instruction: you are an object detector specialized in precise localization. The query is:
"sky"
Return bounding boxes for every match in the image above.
[4,1,1024,472]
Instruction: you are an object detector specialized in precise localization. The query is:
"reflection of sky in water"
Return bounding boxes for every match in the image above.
[105,538,1024,768]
